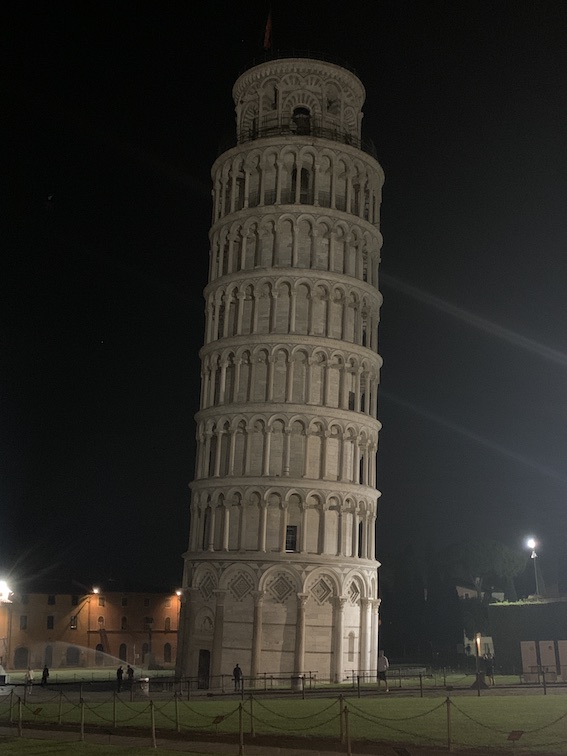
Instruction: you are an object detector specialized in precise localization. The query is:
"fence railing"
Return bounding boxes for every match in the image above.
[3,686,567,754]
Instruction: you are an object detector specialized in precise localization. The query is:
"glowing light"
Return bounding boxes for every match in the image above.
[0,581,11,602]
[526,538,536,550]
[92,587,100,594]
[175,590,182,597]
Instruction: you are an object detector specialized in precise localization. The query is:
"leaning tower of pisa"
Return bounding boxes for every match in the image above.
[176,54,384,686]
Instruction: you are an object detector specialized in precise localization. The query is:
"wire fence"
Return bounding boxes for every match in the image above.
[3,686,567,754]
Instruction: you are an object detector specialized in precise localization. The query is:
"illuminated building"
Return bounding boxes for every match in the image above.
[177,54,384,684]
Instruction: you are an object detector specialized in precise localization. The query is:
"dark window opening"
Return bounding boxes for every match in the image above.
[292,107,311,135]
[285,525,298,552]
[47,616,54,630]
[70,616,78,630]
[47,595,55,605]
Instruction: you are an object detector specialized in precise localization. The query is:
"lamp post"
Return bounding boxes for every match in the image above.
[526,538,540,595]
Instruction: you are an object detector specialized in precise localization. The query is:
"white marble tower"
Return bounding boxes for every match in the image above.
[177,54,384,685]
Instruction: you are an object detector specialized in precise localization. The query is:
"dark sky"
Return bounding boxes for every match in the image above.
[3,1,567,591]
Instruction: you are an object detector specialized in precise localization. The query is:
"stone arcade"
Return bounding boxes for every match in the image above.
[176,54,384,685]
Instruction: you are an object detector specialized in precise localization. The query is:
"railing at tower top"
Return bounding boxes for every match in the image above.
[218,115,378,159]
[237,49,360,78]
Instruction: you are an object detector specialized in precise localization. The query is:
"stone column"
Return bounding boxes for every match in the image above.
[359,598,370,674]
[175,587,201,677]
[207,505,216,552]
[259,502,268,552]
[250,591,265,681]
[211,590,226,684]
[369,598,381,675]
[222,503,230,552]
[294,593,309,674]
[333,597,347,683]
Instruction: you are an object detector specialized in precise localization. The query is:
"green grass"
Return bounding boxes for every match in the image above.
[3,694,567,753]
[0,739,208,755]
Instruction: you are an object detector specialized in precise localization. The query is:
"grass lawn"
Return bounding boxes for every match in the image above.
[3,694,567,752]
[0,739,207,755]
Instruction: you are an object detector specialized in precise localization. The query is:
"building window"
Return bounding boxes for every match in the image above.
[19,615,27,631]
[47,615,54,630]
[164,617,171,632]
[144,598,150,607]
[98,596,105,607]
[144,617,153,630]
[119,643,127,662]
[47,595,55,605]
[71,595,79,606]
[21,594,28,605]
[165,599,171,608]
[292,107,311,135]
[98,616,104,627]
[285,525,298,552]
[121,597,128,606]
[70,616,78,629]
[121,616,127,630]
[164,643,172,664]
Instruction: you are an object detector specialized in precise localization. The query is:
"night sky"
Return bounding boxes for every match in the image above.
[3,2,567,594]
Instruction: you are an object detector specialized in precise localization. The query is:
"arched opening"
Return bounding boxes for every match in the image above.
[119,643,127,662]
[14,647,29,669]
[292,107,311,135]
[95,643,104,666]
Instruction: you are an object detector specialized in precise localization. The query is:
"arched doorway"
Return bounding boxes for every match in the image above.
[95,644,104,665]
[14,647,29,669]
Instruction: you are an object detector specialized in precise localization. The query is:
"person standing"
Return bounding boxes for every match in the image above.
[41,666,49,687]
[116,665,124,692]
[377,650,389,692]
[126,664,134,688]
[25,668,34,693]
[233,663,242,692]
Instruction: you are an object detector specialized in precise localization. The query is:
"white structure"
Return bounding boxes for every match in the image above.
[177,54,384,685]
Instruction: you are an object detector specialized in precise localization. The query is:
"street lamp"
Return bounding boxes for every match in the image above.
[526,538,540,595]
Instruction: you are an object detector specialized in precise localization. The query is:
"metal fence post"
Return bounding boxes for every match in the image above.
[339,694,344,743]
[80,699,85,742]
[446,697,452,752]
[238,702,244,755]
[150,700,156,749]
[175,692,180,733]
[249,694,255,737]
[344,704,352,756]
[18,697,22,737]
